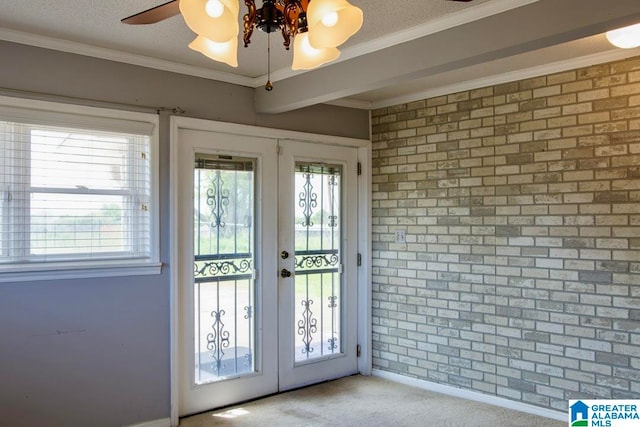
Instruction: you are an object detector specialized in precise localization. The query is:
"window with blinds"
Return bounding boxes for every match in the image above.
[0,96,159,281]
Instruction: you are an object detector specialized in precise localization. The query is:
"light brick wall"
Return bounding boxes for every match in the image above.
[371,57,640,411]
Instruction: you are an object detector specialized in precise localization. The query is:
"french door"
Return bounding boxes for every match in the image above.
[277,140,358,390]
[176,129,359,417]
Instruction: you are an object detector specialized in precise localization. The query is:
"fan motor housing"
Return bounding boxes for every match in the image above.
[257,0,283,33]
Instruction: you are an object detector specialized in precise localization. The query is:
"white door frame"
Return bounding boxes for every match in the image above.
[169,116,371,427]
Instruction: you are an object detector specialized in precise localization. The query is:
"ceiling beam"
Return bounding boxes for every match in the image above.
[254,0,640,114]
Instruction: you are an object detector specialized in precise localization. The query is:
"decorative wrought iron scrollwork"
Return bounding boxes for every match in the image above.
[293,163,343,362]
[297,299,317,354]
[327,336,338,351]
[207,309,230,375]
[295,253,339,270]
[298,172,317,227]
[244,305,253,320]
[328,295,337,308]
[207,170,230,228]
[194,258,252,279]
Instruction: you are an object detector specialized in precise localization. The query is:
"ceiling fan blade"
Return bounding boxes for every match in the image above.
[121,0,181,25]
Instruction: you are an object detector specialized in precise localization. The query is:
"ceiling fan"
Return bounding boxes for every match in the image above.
[121,0,472,90]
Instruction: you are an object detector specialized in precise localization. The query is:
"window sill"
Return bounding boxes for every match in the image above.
[0,261,163,283]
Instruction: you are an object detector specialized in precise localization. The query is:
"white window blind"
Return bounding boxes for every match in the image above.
[0,97,159,280]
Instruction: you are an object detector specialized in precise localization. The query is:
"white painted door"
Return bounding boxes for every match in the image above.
[176,131,359,416]
[177,130,278,416]
[277,140,359,390]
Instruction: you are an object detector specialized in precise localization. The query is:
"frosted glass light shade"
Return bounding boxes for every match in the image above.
[292,32,340,70]
[189,35,238,67]
[180,0,239,43]
[307,0,363,49]
[606,23,640,49]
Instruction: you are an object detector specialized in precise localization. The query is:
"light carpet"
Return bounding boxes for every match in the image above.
[179,375,566,426]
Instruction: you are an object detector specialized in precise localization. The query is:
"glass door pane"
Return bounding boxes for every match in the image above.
[193,154,255,383]
[294,163,343,363]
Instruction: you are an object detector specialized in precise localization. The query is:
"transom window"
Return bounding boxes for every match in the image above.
[0,96,159,281]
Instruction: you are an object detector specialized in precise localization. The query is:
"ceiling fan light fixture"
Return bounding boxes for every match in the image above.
[606,23,640,49]
[180,0,239,43]
[292,31,341,70]
[189,34,239,67]
[122,0,365,86]
[307,0,363,49]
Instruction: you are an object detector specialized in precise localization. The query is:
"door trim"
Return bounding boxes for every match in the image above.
[169,116,371,427]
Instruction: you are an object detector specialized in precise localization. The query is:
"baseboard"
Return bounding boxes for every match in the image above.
[122,418,171,427]
[372,369,566,422]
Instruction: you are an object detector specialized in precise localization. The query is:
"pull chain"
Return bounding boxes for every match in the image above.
[265,31,273,91]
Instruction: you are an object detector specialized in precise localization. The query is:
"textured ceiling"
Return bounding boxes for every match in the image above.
[0,0,490,79]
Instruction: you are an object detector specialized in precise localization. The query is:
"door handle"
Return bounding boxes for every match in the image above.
[280,268,292,278]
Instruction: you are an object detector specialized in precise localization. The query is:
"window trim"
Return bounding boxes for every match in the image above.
[0,95,161,282]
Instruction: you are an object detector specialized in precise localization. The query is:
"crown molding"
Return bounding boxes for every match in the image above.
[369,45,640,110]
[0,27,255,87]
